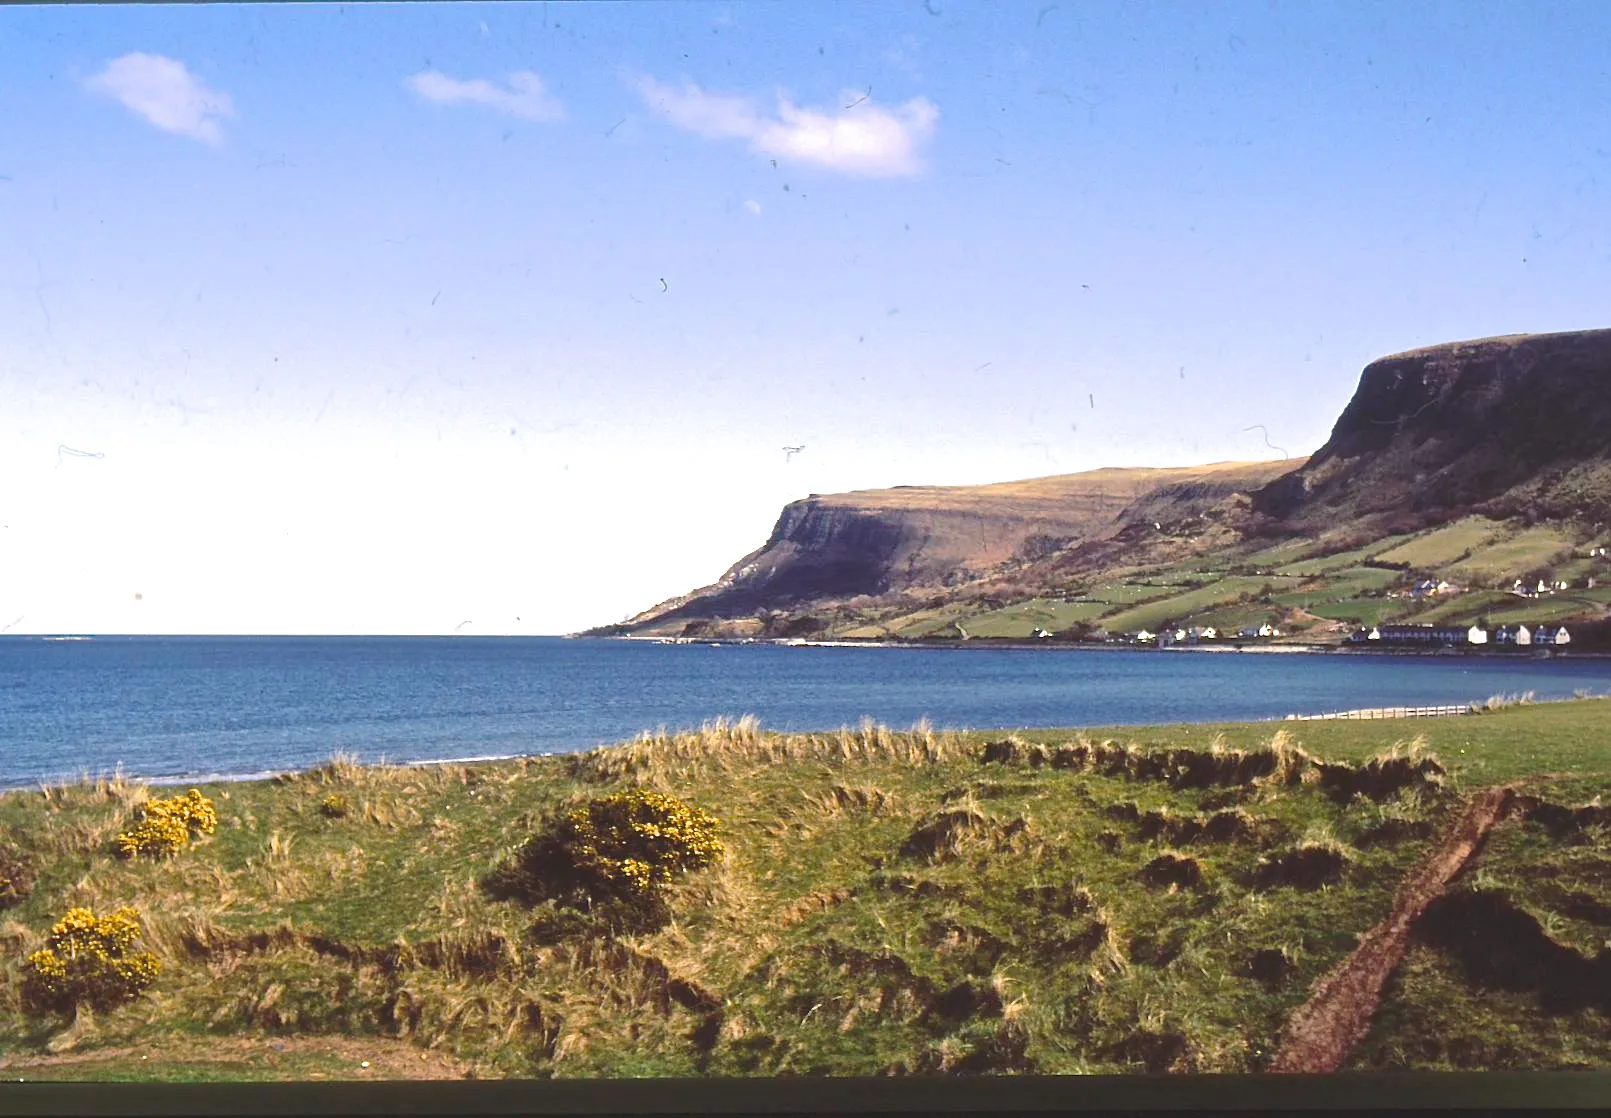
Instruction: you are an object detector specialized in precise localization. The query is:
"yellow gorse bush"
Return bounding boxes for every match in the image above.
[22,906,161,1014]
[319,793,350,818]
[560,788,724,900]
[113,788,218,858]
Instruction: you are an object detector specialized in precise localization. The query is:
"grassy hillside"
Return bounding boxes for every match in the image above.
[811,515,1611,642]
[2,702,1609,1080]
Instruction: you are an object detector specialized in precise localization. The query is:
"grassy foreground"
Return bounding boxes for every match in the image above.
[1,701,1609,1080]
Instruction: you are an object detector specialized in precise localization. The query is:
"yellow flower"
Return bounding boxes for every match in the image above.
[22,906,160,1015]
[113,790,218,858]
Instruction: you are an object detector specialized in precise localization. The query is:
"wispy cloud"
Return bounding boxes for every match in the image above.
[743,199,762,216]
[634,76,938,178]
[406,70,565,122]
[85,53,235,144]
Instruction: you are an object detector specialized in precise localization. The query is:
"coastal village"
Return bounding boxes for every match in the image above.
[981,533,1611,651]
[1105,621,1571,649]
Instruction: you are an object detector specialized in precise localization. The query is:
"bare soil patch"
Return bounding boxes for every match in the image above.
[0,1034,475,1080]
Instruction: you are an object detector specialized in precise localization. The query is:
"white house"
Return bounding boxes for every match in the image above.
[1467,625,1488,645]
[1259,623,1281,637]
[1515,625,1532,646]
[1536,626,1572,645]
[1367,627,1382,641]
[1134,629,1156,643]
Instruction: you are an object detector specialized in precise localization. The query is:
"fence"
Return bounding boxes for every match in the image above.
[1283,704,1470,722]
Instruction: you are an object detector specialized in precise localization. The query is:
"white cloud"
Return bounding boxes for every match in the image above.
[743,199,762,216]
[634,77,758,140]
[634,76,937,178]
[85,53,235,144]
[406,70,565,123]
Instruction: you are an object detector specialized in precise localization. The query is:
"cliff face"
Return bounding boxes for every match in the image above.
[615,460,1302,631]
[605,328,1611,637]
[1255,328,1611,527]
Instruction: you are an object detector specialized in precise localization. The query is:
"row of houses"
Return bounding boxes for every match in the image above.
[1347,623,1571,647]
[1511,578,1590,597]
[1125,623,1282,645]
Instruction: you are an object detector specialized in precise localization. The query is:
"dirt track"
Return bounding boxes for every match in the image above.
[1267,785,1515,1074]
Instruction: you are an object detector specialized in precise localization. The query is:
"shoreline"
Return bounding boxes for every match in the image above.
[614,634,1611,659]
[4,750,563,796]
[10,693,1608,795]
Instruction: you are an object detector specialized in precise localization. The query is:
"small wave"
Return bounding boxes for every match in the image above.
[147,769,293,787]
[404,751,529,768]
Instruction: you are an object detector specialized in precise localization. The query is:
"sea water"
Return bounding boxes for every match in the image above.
[3,635,1610,788]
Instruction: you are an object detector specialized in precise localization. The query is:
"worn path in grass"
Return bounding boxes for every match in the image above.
[0,1035,475,1081]
[1268,785,1516,1074]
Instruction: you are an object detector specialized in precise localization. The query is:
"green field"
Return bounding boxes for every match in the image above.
[1086,582,1194,606]
[1309,567,1404,596]
[1298,599,1411,628]
[1189,605,1287,635]
[2,702,1609,1079]
[1476,595,1606,627]
[1448,528,1578,586]
[1390,590,1510,624]
[1232,539,1323,570]
[1101,578,1275,633]
[958,598,1113,638]
[871,606,974,639]
[1371,518,1504,569]
[1276,534,1421,577]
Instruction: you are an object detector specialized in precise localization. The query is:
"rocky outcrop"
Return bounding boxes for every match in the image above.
[600,328,1611,637]
[1254,329,1611,528]
[609,461,1302,633]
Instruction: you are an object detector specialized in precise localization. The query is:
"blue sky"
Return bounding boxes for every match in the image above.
[2,1,1609,635]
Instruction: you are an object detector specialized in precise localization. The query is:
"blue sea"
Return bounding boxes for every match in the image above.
[3,636,1611,789]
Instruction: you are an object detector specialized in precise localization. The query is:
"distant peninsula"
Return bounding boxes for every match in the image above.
[590,329,1611,649]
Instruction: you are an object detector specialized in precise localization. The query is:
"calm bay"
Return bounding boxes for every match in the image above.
[3,635,1610,788]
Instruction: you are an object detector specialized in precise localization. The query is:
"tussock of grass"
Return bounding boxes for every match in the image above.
[1513,794,1611,839]
[1316,737,1446,803]
[1133,806,1274,846]
[568,716,971,784]
[987,729,1445,805]
[987,731,1321,790]
[1139,851,1204,890]
[1251,840,1352,890]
